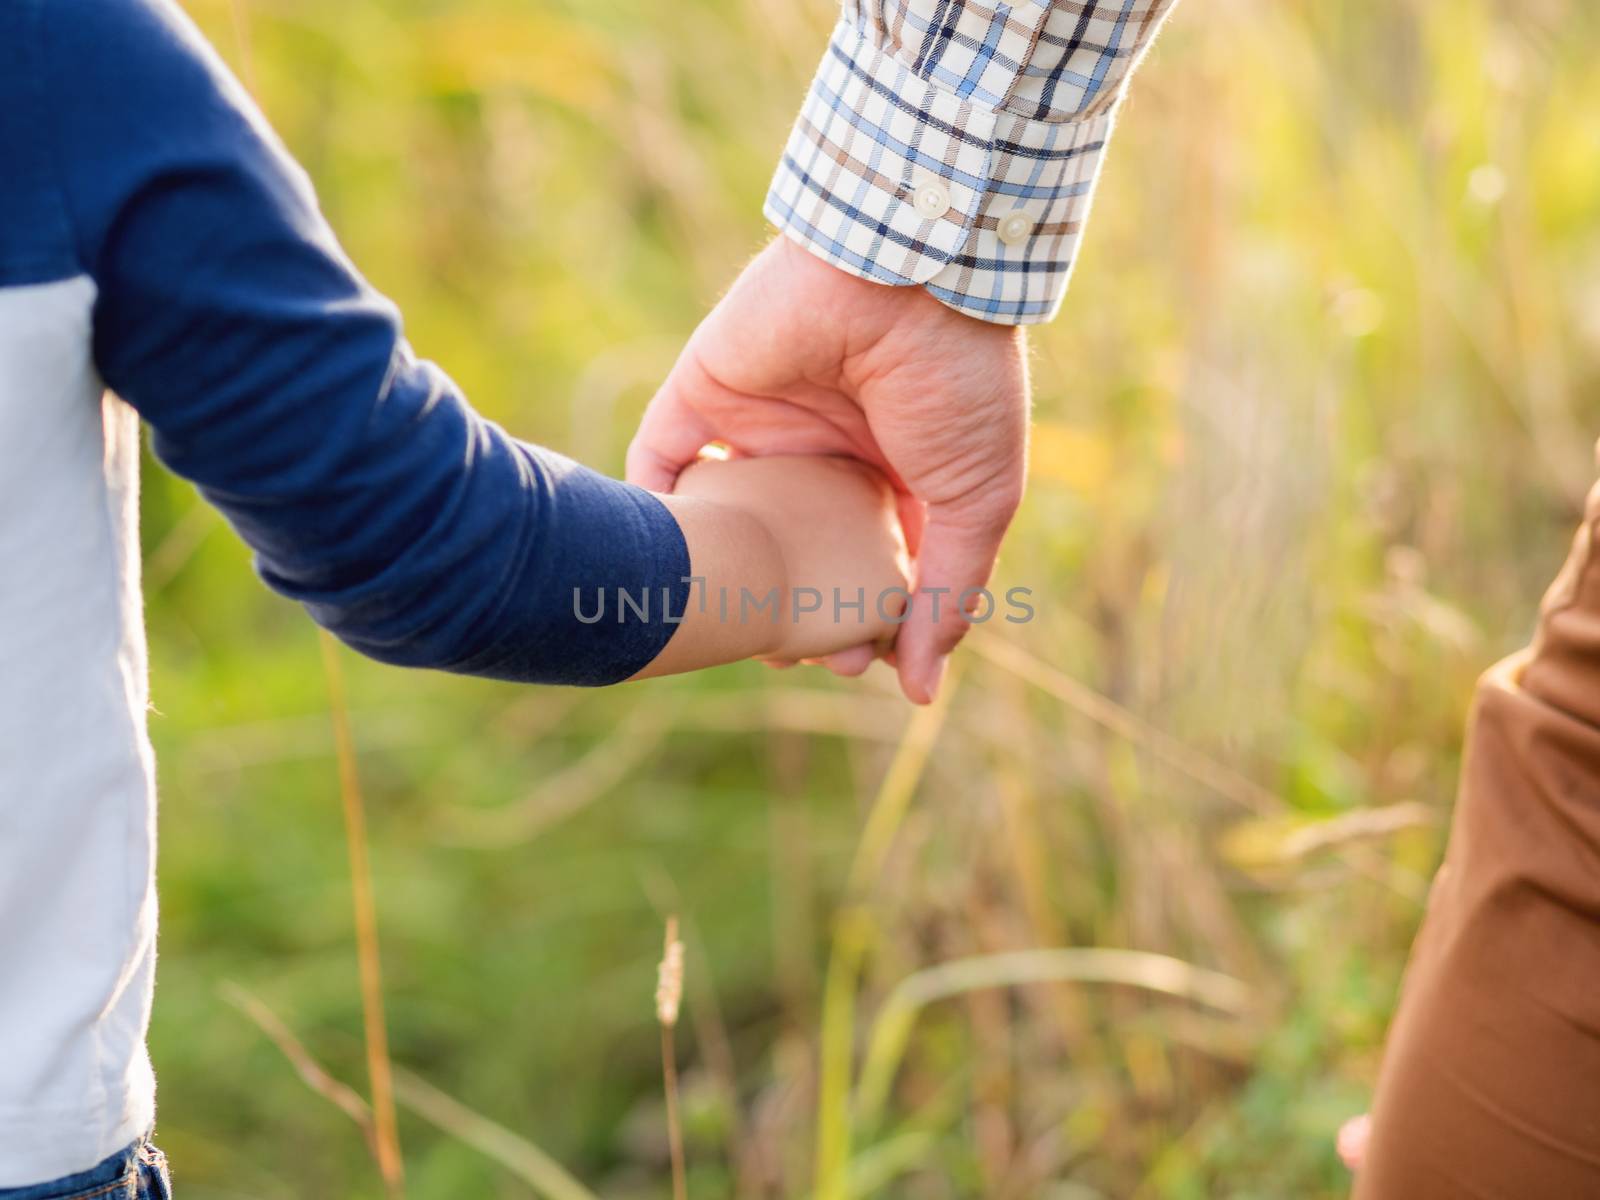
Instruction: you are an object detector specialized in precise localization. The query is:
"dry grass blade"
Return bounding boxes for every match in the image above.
[320,631,405,1197]
[219,981,379,1158]
[815,672,958,1200]
[1279,801,1438,859]
[970,632,1282,815]
[657,916,688,1200]
[227,11,400,1193]
[973,633,1426,902]
[854,948,1255,1132]
[638,874,748,1183]
[391,1066,601,1200]
[443,691,906,849]
[440,706,670,845]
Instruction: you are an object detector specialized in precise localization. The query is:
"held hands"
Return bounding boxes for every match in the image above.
[633,455,911,681]
[627,237,1029,703]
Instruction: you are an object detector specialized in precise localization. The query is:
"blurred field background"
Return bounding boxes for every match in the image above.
[142,0,1600,1195]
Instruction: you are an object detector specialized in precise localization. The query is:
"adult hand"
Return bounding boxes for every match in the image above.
[626,237,1029,704]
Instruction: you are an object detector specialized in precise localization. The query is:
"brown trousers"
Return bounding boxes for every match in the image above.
[1355,481,1600,1197]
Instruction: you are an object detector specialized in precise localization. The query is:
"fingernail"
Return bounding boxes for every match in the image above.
[926,653,950,700]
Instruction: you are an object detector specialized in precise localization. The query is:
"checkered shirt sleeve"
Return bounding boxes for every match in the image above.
[765,0,1180,325]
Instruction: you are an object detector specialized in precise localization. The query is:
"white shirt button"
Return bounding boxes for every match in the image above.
[997,210,1034,246]
[912,179,951,219]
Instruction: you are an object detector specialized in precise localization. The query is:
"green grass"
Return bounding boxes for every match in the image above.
[143,0,1600,1195]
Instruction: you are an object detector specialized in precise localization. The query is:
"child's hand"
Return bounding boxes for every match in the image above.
[635,455,910,680]
[682,455,910,662]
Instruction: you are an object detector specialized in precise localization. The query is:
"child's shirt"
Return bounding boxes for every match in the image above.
[0,0,689,1184]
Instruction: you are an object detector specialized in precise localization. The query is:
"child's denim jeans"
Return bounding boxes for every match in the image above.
[0,1138,169,1199]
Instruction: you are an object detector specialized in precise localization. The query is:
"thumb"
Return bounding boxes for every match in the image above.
[625,367,717,493]
[894,501,1013,704]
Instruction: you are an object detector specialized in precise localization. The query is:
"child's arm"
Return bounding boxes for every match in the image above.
[41,0,844,687]
[633,455,910,679]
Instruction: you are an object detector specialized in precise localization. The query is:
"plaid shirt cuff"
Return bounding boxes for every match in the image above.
[765,18,1114,326]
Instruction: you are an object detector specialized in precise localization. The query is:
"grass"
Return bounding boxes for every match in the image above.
[319,630,405,1196]
[139,0,1600,1195]
[815,678,955,1199]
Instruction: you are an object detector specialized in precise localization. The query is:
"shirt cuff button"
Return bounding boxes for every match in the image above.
[912,179,952,219]
[997,210,1034,246]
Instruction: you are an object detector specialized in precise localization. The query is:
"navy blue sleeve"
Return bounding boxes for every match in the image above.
[33,0,689,685]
